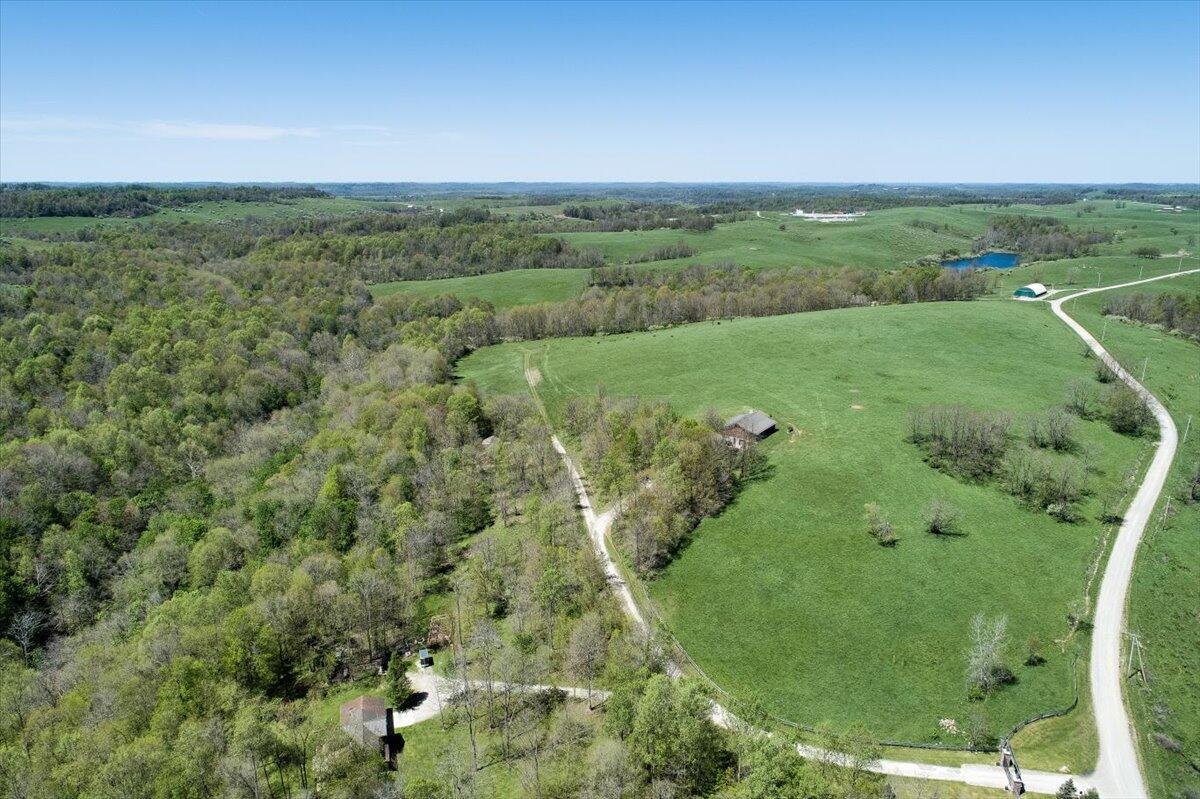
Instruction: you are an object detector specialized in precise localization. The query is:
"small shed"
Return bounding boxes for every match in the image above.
[721,411,778,449]
[1013,283,1048,299]
[418,648,434,668]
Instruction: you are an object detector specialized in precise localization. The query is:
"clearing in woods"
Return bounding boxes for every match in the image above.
[370,268,590,308]
[457,299,1155,746]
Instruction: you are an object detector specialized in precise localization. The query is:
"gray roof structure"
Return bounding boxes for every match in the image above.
[724,410,777,435]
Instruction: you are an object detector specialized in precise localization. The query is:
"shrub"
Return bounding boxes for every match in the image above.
[864,503,897,547]
[385,656,413,709]
[1025,634,1045,666]
[1002,450,1087,521]
[1094,359,1117,383]
[1131,245,1161,259]
[1029,408,1076,451]
[1106,385,1154,436]
[909,405,1011,480]
[1064,380,1100,419]
[925,499,963,536]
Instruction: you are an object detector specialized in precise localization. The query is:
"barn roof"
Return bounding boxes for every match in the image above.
[725,410,777,435]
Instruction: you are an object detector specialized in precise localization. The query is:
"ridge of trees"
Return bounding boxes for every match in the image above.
[0,184,329,218]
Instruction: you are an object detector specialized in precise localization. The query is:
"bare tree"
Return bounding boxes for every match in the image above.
[567,613,609,708]
[8,610,43,664]
[966,613,1010,695]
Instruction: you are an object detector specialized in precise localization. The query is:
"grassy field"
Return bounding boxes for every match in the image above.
[554,201,1198,274]
[0,196,386,237]
[1062,273,1200,798]
[458,300,1156,744]
[371,268,590,308]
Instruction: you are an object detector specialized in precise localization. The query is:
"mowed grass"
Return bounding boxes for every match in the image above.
[371,268,590,308]
[1062,273,1200,798]
[459,300,1153,743]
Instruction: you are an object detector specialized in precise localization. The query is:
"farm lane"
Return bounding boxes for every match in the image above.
[1048,267,1200,799]
[392,668,611,730]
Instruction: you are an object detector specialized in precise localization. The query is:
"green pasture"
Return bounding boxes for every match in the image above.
[370,268,590,308]
[458,300,1156,744]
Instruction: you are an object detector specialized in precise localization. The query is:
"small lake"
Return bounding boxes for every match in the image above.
[942,251,1020,270]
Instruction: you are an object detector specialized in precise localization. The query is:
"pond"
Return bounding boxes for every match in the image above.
[942,251,1020,270]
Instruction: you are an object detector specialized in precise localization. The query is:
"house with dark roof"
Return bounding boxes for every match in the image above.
[340,695,404,768]
[721,410,777,449]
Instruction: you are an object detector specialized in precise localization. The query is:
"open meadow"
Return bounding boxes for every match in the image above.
[458,299,1159,746]
[370,267,591,308]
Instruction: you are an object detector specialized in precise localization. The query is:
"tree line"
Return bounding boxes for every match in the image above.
[974,214,1113,260]
[1102,291,1200,340]
[0,183,329,218]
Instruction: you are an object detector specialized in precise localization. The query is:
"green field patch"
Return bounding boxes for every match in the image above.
[371,268,590,308]
[459,300,1154,743]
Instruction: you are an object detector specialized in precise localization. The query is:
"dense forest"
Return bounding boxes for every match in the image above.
[562,203,716,232]
[0,184,330,218]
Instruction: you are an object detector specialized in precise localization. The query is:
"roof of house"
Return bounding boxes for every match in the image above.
[1018,282,1048,295]
[724,410,777,435]
[341,695,386,722]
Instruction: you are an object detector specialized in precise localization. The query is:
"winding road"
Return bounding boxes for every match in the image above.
[1048,268,1198,798]
[534,268,1198,797]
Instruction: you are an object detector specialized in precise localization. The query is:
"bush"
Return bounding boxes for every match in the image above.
[925,499,963,536]
[1094,359,1117,383]
[1131,245,1161,259]
[385,656,413,709]
[1106,385,1154,436]
[909,405,1011,480]
[1002,450,1087,521]
[1029,408,1076,451]
[864,503,897,547]
[1064,380,1100,419]
[1025,634,1045,666]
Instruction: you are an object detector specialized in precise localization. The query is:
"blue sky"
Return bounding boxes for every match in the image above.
[1,0,1197,182]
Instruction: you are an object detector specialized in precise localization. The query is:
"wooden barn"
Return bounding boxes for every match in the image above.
[721,410,777,449]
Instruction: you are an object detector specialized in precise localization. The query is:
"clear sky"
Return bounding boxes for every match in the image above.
[1,0,1198,183]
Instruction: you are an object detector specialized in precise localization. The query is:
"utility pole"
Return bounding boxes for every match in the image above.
[1182,414,1193,445]
[1101,316,1109,342]
[1140,357,1148,381]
